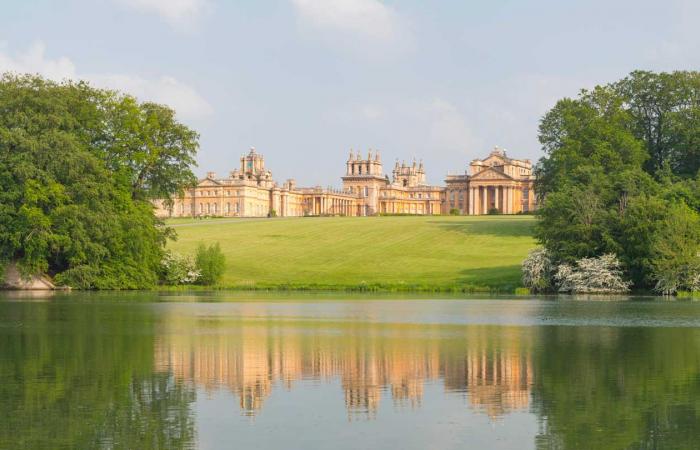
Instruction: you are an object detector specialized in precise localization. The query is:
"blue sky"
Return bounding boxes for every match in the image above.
[1,0,697,185]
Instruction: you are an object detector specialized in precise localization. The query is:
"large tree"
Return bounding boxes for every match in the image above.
[0,74,198,288]
[535,71,700,291]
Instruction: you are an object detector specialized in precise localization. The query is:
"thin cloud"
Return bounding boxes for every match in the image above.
[291,0,406,45]
[0,41,213,121]
[114,0,210,31]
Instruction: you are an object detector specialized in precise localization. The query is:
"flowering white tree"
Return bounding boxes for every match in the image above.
[554,254,631,294]
[160,251,201,285]
[521,247,554,292]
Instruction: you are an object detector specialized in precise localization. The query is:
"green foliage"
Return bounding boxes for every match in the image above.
[449,208,460,215]
[650,203,700,294]
[487,207,500,215]
[0,73,198,288]
[194,242,226,285]
[535,70,700,291]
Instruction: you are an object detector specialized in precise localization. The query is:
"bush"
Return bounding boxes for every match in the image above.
[195,242,226,285]
[487,207,500,215]
[554,254,632,293]
[449,208,460,215]
[268,209,277,217]
[160,251,200,285]
[521,247,554,292]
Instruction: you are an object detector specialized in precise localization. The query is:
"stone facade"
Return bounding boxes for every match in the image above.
[445,147,536,214]
[154,146,535,218]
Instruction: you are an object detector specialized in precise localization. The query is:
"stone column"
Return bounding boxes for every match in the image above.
[471,187,476,215]
[507,186,513,214]
[495,186,500,211]
[481,186,487,214]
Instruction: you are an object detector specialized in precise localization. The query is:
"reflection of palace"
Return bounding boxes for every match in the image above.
[154,324,533,419]
[154,147,536,217]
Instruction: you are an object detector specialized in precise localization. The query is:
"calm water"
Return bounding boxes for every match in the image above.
[1,292,700,450]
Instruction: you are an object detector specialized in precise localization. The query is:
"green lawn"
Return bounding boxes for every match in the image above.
[166,215,537,291]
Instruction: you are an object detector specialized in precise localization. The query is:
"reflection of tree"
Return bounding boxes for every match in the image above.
[532,327,700,449]
[0,303,196,449]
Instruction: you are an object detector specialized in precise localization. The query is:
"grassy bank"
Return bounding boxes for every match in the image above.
[166,215,536,292]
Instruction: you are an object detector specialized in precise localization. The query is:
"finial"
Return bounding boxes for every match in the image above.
[367,149,372,160]
[349,148,354,160]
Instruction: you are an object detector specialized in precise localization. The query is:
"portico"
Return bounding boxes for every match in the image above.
[444,147,536,215]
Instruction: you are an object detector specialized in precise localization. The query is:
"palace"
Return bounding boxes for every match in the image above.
[154,146,535,218]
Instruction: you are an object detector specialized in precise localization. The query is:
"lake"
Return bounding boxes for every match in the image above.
[1,292,699,449]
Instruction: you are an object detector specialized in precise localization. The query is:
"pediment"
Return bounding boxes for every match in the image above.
[482,155,507,165]
[197,178,222,187]
[470,167,513,181]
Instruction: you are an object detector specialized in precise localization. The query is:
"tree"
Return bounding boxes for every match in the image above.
[650,203,700,294]
[194,242,226,285]
[521,247,554,292]
[0,73,198,288]
[101,97,198,204]
[534,70,700,291]
[614,71,700,178]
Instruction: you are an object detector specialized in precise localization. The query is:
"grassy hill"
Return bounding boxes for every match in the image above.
[166,215,536,291]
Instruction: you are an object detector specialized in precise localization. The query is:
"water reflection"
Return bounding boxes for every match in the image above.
[154,316,535,419]
[2,296,700,450]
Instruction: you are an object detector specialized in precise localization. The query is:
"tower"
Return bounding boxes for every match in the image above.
[342,148,387,215]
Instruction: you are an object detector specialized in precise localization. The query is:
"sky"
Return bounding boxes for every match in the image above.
[1,0,698,185]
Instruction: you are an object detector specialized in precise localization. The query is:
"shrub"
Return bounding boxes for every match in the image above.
[160,251,200,285]
[521,247,554,292]
[195,242,226,285]
[449,208,460,216]
[554,254,632,293]
[487,207,500,215]
[269,209,277,217]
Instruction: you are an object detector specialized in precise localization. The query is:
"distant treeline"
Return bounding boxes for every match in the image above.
[533,70,700,293]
